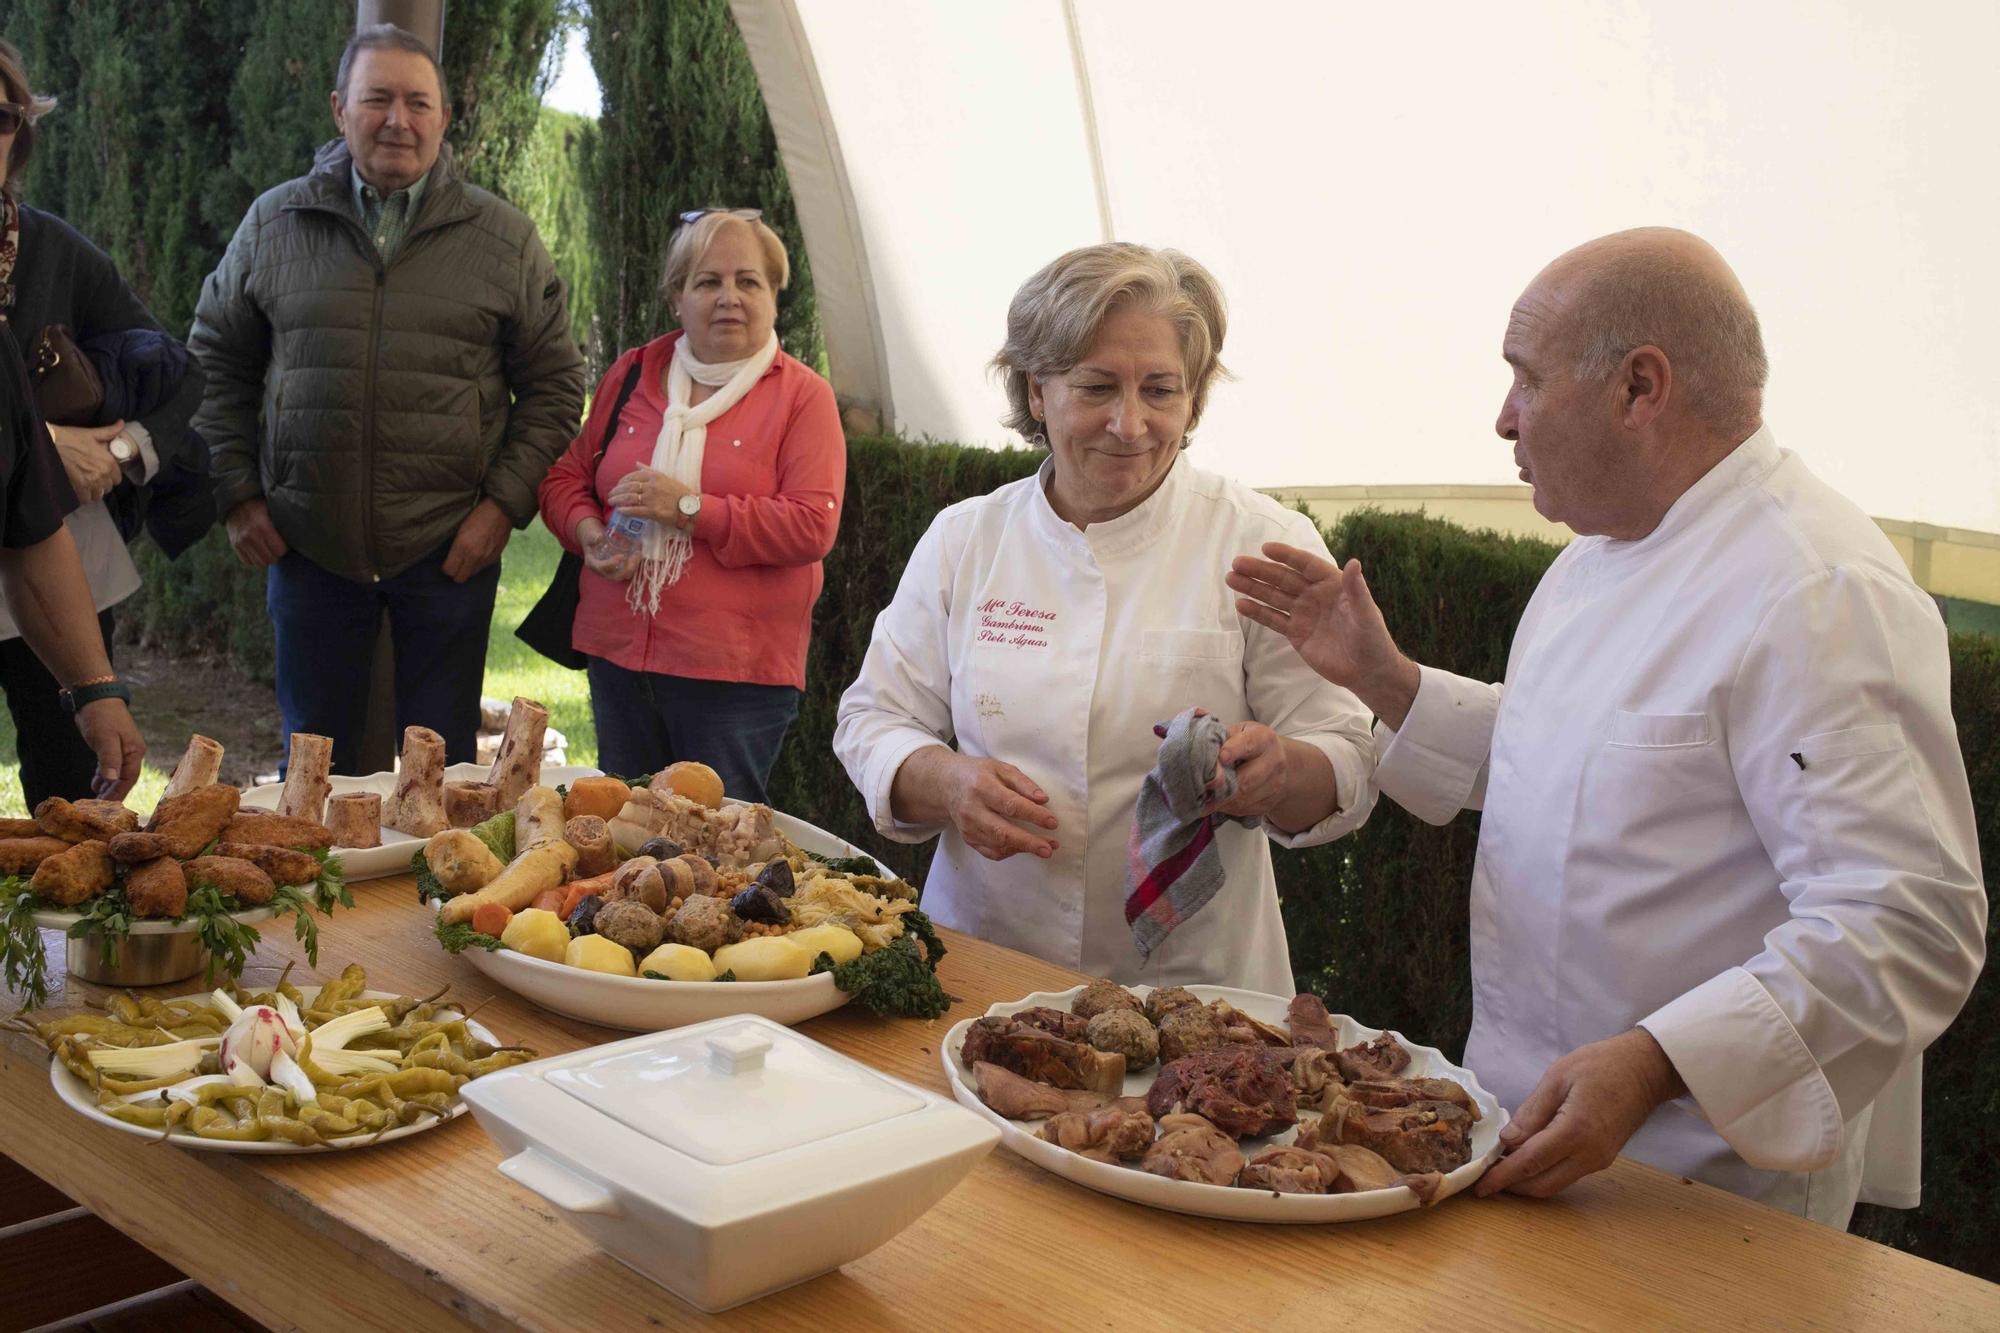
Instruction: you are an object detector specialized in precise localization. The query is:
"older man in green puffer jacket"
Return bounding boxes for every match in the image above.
[190,24,585,777]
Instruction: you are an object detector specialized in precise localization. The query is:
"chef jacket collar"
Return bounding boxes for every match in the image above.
[1031,451,1189,559]
[1608,424,1782,552]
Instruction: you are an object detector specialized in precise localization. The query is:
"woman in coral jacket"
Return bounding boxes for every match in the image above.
[538,209,843,802]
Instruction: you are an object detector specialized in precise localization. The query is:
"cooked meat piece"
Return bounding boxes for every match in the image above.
[0,836,75,874]
[220,813,333,851]
[594,899,665,952]
[1144,985,1200,1025]
[1144,1045,1297,1139]
[1071,978,1144,1021]
[1014,1006,1090,1042]
[1238,1145,1342,1194]
[1286,993,1341,1051]
[152,785,242,859]
[1279,1047,1346,1105]
[33,796,128,844]
[184,855,275,906]
[107,832,174,864]
[1157,1003,1228,1063]
[1141,1114,1245,1186]
[76,800,139,833]
[970,1062,1146,1120]
[0,818,40,838]
[1211,1001,1292,1047]
[1041,1107,1156,1162]
[124,856,189,918]
[1341,1101,1474,1174]
[1347,1077,1481,1121]
[1335,1032,1413,1083]
[959,1016,1126,1096]
[1309,1140,1445,1204]
[28,840,114,906]
[1085,1008,1159,1071]
[667,894,741,953]
[212,842,320,886]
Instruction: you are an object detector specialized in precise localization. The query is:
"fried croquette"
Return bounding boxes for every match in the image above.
[183,855,274,905]
[212,842,319,886]
[147,783,241,831]
[33,797,128,844]
[107,832,176,864]
[151,785,241,859]
[0,818,40,838]
[124,856,189,918]
[222,813,333,850]
[28,840,114,906]
[0,836,75,874]
[74,800,139,833]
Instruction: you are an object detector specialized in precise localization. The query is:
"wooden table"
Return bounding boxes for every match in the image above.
[3,877,1994,1332]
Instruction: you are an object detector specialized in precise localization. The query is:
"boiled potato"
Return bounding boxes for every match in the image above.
[637,942,718,982]
[500,908,568,963]
[712,936,813,982]
[786,924,862,966]
[565,933,638,977]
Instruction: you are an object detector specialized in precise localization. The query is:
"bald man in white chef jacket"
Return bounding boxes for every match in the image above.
[1228,228,1986,1227]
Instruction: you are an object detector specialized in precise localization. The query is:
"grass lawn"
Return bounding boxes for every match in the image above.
[484,517,598,768]
[0,707,169,818]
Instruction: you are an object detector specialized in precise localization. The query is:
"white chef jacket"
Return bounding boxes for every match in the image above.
[835,454,1377,993]
[1375,426,1986,1227]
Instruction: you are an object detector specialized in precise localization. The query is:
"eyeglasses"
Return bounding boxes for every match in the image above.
[0,104,27,135]
[677,207,762,224]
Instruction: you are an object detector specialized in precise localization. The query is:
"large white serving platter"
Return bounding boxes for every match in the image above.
[455,807,893,1033]
[941,984,1507,1223]
[242,761,603,881]
[49,986,503,1153]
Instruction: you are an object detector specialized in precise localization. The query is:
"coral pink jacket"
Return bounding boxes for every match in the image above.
[537,331,845,690]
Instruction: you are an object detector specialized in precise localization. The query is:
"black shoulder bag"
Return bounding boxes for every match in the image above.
[515,357,647,669]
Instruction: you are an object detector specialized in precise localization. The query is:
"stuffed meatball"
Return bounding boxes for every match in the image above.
[1086,1008,1159,1071]
[594,899,666,953]
[1144,985,1200,1025]
[1157,1002,1228,1063]
[1072,978,1144,1021]
[668,894,742,953]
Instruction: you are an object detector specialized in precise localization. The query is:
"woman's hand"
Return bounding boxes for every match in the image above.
[944,755,1061,861]
[48,422,127,504]
[605,466,698,529]
[575,516,639,582]
[1206,721,1290,818]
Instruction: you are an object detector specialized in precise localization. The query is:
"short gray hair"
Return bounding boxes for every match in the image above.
[1563,242,1768,438]
[992,242,1229,444]
[659,211,792,306]
[334,24,444,103]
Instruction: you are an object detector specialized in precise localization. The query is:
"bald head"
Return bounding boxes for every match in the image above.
[1525,228,1767,442]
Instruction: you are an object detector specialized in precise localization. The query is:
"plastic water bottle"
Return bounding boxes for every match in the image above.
[593,508,654,563]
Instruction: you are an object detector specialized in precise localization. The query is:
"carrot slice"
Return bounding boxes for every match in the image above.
[531,888,566,914]
[471,902,514,938]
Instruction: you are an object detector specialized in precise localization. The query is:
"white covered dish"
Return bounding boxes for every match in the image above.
[460,1013,998,1312]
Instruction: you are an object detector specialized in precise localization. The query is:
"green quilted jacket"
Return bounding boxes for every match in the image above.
[190,140,585,581]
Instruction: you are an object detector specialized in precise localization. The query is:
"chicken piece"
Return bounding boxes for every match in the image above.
[1013,1006,1090,1042]
[124,856,189,918]
[970,1061,1148,1121]
[1346,1077,1482,1122]
[960,1016,1127,1096]
[33,796,129,844]
[1238,1145,1342,1194]
[1041,1107,1156,1163]
[1071,978,1144,1021]
[221,813,333,851]
[1335,1032,1414,1083]
[1140,1114,1245,1186]
[28,840,114,906]
[183,855,275,906]
[0,836,74,874]
[212,842,320,887]
[1145,1045,1297,1139]
[1285,993,1342,1052]
[151,784,241,860]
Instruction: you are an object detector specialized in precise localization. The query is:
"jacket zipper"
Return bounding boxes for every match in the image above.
[363,261,384,580]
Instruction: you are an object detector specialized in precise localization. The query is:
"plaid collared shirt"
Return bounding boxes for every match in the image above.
[352,165,430,264]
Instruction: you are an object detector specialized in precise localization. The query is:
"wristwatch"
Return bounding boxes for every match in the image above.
[108,431,137,465]
[60,675,132,714]
[676,492,703,528]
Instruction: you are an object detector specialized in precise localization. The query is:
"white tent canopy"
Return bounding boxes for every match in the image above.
[733,0,2000,533]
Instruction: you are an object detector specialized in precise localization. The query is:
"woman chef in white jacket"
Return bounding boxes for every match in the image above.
[835,244,1375,993]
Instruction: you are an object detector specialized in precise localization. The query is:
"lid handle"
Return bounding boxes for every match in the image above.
[707,1030,773,1076]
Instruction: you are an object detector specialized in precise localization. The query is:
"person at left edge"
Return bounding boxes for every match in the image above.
[189,24,585,776]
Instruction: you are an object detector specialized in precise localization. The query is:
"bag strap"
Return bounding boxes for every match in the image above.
[587,354,649,497]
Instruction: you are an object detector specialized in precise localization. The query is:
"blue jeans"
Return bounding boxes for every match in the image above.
[268,547,500,778]
[585,659,800,804]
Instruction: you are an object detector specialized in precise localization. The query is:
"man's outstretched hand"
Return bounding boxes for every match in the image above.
[1226,542,1421,728]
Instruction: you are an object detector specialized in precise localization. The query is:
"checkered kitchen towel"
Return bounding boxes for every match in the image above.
[1125,708,1260,963]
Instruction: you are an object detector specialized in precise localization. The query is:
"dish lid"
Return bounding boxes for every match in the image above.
[546,1016,925,1165]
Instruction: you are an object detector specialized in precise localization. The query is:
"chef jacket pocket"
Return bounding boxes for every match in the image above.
[1605,709,1711,749]
[1137,629,1246,715]
[1796,724,1943,878]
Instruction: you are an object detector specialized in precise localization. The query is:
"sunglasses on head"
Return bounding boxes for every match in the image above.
[0,104,27,135]
[678,206,762,224]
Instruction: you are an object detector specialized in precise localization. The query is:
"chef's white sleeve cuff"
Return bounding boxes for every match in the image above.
[1266,732,1377,848]
[1638,966,1844,1174]
[863,731,952,844]
[1372,665,1497,825]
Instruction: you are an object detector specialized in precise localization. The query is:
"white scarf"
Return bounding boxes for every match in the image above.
[628,330,781,614]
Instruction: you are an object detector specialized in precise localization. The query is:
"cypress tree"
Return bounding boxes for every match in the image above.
[583,0,821,369]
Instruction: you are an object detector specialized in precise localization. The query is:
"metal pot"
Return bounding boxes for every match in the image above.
[66,928,210,988]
